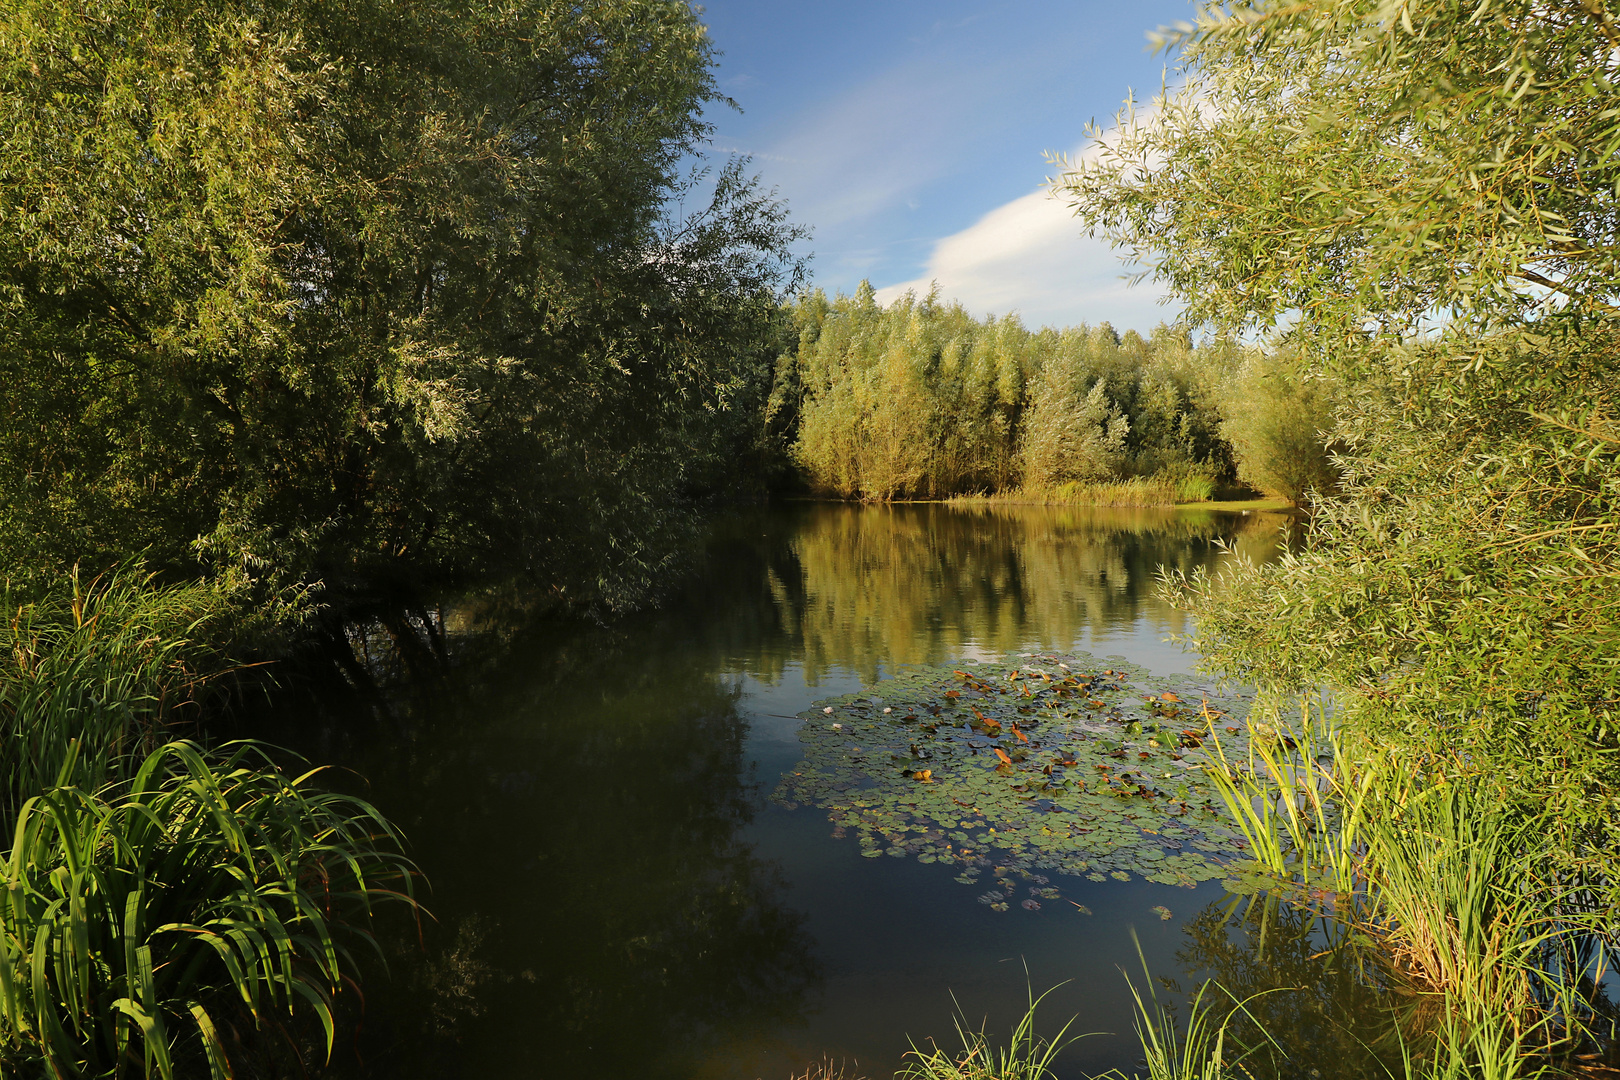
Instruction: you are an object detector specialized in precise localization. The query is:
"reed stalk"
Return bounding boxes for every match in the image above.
[1201,698,1371,896]
[1359,772,1611,1070]
[0,740,417,1079]
[899,984,1082,1080]
[1117,974,1281,1080]
[1204,709,1612,1076]
[0,565,233,817]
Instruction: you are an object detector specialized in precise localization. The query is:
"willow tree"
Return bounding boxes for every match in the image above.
[790,286,1026,500]
[0,0,803,618]
[1055,1,1619,886]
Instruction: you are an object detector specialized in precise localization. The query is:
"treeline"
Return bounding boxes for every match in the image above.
[769,286,1340,504]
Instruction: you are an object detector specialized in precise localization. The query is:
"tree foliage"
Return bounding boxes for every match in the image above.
[1054,0,1620,892]
[786,288,1264,500]
[1056,0,1620,339]
[0,0,804,617]
[1022,376,1130,486]
[1216,350,1342,503]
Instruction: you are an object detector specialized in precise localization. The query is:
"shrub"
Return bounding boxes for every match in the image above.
[1217,352,1341,505]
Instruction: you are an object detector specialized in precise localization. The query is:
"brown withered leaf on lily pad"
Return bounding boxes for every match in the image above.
[771,652,1264,900]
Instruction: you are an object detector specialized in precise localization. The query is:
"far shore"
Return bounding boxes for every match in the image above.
[780,494,1299,512]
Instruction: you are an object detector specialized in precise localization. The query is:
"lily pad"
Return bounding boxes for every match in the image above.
[772,651,1258,906]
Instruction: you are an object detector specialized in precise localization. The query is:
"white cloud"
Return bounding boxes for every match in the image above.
[873,98,1188,333]
[708,24,1194,321]
[873,184,1180,332]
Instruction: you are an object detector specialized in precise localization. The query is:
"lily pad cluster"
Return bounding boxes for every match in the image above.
[772,652,1260,905]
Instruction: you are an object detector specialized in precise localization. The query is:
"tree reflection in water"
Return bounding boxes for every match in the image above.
[736,502,1292,684]
[265,501,1296,1079]
[290,620,820,1080]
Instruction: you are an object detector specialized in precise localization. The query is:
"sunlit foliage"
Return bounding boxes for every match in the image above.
[0,0,804,617]
[786,289,1272,500]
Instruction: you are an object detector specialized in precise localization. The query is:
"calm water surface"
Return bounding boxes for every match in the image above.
[276,502,1335,1080]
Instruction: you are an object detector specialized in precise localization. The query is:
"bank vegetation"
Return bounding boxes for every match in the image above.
[1044,0,1620,1076]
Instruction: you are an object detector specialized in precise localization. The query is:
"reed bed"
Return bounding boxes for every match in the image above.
[1199,704,1617,1078]
[1201,698,1372,897]
[0,740,417,1079]
[0,565,233,816]
[885,961,1274,1080]
[949,472,1219,509]
[898,986,1080,1080]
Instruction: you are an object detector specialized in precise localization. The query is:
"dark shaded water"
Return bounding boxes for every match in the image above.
[271,502,1342,1080]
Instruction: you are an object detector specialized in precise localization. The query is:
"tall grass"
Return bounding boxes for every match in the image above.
[1119,969,1280,1080]
[893,960,1278,1080]
[0,565,233,816]
[1042,474,1213,507]
[1200,704,1614,1077]
[1361,774,1612,1069]
[899,985,1082,1080]
[0,739,417,1079]
[788,1060,867,1080]
[1366,780,1541,1010]
[1201,700,1372,896]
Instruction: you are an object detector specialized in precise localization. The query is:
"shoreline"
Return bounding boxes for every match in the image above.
[777,494,1298,513]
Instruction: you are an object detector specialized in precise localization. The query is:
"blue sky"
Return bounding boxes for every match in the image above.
[692,0,1196,332]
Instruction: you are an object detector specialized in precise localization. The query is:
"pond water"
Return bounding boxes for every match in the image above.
[275,501,1349,1080]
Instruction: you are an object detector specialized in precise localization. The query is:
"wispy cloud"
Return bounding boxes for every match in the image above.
[716,43,1051,239]
[744,73,966,229]
[706,143,799,164]
[703,4,1192,314]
